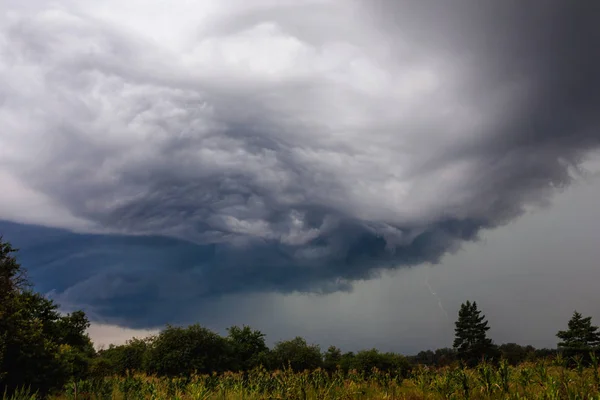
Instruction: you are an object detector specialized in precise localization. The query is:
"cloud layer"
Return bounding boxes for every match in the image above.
[1,0,599,327]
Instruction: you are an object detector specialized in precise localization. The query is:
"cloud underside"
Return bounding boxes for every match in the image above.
[0,0,599,327]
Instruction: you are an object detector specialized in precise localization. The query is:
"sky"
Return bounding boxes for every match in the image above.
[1,0,600,354]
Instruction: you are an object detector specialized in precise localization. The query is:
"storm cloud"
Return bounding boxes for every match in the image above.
[1,0,599,327]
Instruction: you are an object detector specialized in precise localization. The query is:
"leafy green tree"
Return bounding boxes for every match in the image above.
[411,348,457,367]
[1,293,63,395]
[433,348,458,366]
[226,325,269,371]
[499,343,529,365]
[0,237,94,395]
[0,238,27,294]
[557,311,600,358]
[498,343,537,365]
[348,349,410,377]
[338,351,356,372]
[530,348,557,361]
[269,337,323,371]
[2,291,95,394]
[412,350,435,366]
[0,238,27,383]
[145,324,232,376]
[323,346,343,372]
[96,337,152,376]
[453,300,498,366]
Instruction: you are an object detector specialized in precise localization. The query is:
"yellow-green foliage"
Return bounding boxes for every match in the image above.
[15,360,599,400]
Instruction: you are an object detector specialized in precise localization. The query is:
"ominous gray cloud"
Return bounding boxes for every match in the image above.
[0,0,599,327]
[83,175,600,352]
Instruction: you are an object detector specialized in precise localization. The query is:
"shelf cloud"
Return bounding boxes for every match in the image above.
[1,0,599,327]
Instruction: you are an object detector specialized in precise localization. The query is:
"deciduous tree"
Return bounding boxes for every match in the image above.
[269,337,322,371]
[0,237,94,395]
[227,325,269,371]
[145,324,231,376]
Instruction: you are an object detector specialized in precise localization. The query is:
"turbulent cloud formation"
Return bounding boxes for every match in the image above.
[1,0,599,327]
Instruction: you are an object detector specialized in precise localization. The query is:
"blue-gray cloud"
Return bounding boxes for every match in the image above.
[0,0,599,327]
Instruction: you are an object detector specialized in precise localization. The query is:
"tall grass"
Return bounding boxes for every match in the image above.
[7,360,600,400]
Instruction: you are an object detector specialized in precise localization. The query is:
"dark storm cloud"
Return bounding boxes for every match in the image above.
[0,0,599,327]
[367,0,600,219]
[0,215,486,327]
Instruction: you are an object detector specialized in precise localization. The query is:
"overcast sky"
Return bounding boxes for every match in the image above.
[1,0,599,353]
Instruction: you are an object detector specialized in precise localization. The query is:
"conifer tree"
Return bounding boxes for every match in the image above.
[557,311,600,358]
[453,300,497,365]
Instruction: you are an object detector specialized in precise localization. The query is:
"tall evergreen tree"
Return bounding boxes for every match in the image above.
[557,311,600,358]
[453,301,497,365]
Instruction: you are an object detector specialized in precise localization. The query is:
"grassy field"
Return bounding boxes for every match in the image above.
[6,358,600,400]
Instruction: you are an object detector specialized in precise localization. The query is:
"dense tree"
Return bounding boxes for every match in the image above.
[346,349,410,377]
[0,239,26,384]
[323,346,343,372]
[145,324,232,376]
[0,238,27,295]
[557,311,600,358]
[530,348,558,360]
[433,348,458,366]
[269,337,323,371]
[0,237,94,395]
[453,301,498,366]
[96,337,152,376]
[226,325,269,371]
[411,348,457,367]
[339,351,356,372]
[498,343,537,365]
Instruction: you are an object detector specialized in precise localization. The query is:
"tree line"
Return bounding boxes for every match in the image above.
[1,235,599,397]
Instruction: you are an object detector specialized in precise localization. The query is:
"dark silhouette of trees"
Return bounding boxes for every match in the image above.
[344,349,410,377]
[95,337,151,376]
[411,348,457,367]
[498,343,536,365]
[269,337,323,372]
[226,325,269,371]
[144,324,232,376]
[323,346,343,372]
[453,300,498,366]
